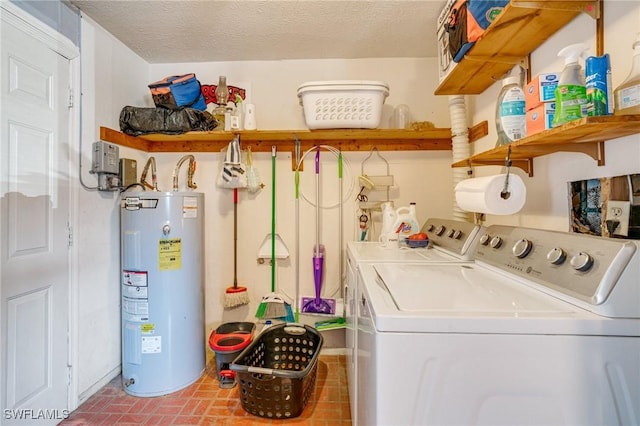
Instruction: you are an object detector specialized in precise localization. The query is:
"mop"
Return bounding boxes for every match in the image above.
[255,146,294,321]
[223,188,250,308]
[301,147,336,315]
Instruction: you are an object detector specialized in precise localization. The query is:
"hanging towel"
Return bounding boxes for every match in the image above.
[217,135,247,189]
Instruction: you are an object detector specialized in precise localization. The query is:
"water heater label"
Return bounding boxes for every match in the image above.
[141,336,161,354]
[158,238,182,270]
[183,197,198,218]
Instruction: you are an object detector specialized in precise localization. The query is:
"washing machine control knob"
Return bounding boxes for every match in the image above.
[479,234,491,246]
[447,229,455,238]
[489,236,503,249]
[546,247,567,265]
[434,225,446,236]
[425,224,435,232]
[452,230,463,240]
[570,252,594,271]
[512,239,533,258]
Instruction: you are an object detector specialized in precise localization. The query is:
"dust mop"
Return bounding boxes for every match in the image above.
[301,147,336,315]
[255,146,294,321]
[224,188,250,308]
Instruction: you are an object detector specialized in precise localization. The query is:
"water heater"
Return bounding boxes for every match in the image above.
[120,191,205,397]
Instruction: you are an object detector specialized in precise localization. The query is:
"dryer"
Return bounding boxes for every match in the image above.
[356,224,640,425]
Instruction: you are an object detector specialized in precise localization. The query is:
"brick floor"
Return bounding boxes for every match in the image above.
[61,355,351,426]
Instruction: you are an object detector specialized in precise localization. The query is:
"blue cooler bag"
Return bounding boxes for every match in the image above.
[149,73,207,111]
[445,0,509,63]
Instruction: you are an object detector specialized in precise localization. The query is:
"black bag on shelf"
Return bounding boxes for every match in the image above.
[119,106,218,136]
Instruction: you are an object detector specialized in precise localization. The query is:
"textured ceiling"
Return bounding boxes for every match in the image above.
[70,0,448,63]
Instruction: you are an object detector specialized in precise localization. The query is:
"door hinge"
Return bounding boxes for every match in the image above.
[68,89,74,109]
[68,225,73,247]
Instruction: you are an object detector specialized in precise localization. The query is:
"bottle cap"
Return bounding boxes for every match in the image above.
[557,43,589,65]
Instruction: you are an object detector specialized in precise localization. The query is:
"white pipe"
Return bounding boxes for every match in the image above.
[448,95,472,222]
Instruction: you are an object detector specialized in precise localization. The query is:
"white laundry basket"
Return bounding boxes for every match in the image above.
[297,80,389,129]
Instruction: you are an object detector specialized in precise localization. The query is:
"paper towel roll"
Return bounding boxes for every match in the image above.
[455,174,526,215]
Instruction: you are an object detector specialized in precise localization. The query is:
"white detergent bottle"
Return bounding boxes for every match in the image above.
[393,202,420,241]
[495,66,526,147]
[553,43,589,127]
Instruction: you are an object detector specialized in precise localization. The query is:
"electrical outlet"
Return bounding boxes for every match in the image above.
[605,200,631,236]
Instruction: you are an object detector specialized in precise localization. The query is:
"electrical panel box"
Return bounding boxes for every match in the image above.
[92,141,119,174]
[120,158,138,188]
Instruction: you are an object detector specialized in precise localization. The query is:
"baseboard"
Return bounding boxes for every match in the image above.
[77,365,121,406]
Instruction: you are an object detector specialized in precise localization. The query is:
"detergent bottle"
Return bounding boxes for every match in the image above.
[614,32,640,115]
[552,43,589,127]
[392,202,420,241]
[495,66,526,147]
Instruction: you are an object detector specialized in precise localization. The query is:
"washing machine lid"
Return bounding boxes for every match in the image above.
[347,242,462,264]
[360,263,639,336]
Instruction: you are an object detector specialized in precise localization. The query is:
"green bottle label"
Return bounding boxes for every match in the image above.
[552,85,587,127]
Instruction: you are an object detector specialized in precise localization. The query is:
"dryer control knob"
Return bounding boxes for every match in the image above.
[546,247,567,265]
[425,224,435,232]
[570,252,594,271]
[512,239,532,258]
[452,230,463,240]
[489,236,503,249]
[447,229,456,238]
[479,234,491,246]
[434,225,446,236]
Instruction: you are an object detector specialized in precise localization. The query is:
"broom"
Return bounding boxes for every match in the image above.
[224,188,250,308]
[255,146,294,321]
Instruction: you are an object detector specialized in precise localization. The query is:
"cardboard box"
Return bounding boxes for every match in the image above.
[525,73,559,111]
[526,102,555,136]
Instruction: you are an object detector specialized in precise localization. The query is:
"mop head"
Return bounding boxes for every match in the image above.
[224,286,250,309]
[301,296,336,315]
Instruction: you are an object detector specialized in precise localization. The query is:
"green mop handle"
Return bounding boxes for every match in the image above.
[271,145,276,293]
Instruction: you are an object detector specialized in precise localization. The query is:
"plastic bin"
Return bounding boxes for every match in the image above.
[297,80,389,129]
[208,322,255,388]
[230,323,324,419]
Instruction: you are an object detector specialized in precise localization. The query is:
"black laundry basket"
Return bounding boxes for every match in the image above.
[230,323,323,419]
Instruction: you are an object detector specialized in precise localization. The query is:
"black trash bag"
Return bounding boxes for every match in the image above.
[119,106,218,136]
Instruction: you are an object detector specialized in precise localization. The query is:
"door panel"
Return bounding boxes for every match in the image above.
[1,9,71,424]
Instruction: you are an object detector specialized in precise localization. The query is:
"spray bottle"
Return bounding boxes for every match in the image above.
[392,202,420,241]
[381,201,397,237]
[552,43,589,127]
[614,33,640,115]
[585,53,612,116]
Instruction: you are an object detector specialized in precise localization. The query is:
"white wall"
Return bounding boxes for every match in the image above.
[146,58,454,335]
[75,14,148,401]
[468,1,640,231]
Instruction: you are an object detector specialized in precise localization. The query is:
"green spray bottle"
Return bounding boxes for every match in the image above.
[552,43,589,127]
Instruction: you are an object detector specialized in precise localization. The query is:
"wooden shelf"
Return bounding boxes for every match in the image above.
[451,115,640,176]
[99,121,489,153]
[435,0,599,95]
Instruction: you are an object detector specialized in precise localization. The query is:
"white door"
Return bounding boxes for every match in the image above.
[1,5,73,424]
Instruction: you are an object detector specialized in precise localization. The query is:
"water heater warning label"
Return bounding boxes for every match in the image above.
[158,238,182,270]
[141,336,161,354]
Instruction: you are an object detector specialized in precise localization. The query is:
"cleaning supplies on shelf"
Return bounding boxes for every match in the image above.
[585,53,612,116]
[495,68,526,147]
[552,43,589,127]
[614,33,640,115]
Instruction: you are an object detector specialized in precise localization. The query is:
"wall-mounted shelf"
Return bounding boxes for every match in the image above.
[99,121,488,153]
[435,0,599,95]
[451,115,640,177]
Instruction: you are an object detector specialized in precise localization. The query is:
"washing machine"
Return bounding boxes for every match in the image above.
[345,218,484,425]
[356,224,640,425]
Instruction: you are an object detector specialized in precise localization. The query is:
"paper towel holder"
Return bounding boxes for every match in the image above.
[500,146,513,200]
